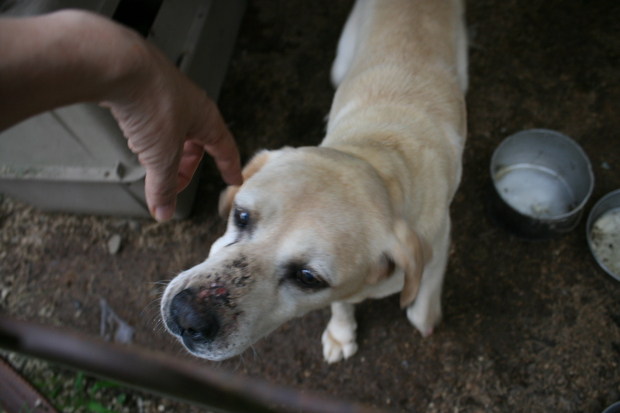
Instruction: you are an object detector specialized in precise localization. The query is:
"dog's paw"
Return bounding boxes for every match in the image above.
[322,328,358,364]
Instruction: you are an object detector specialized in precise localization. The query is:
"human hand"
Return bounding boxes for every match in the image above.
[0,10,242,222]
[101,37,242,222]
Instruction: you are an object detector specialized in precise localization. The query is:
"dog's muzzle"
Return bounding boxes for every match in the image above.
[167,288,221,351]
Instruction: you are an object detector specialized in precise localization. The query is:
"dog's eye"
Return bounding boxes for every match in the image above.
[233,208,250,228]
[294,268,328,290]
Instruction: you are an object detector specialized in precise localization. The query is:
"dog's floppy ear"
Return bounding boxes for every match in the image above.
[218,150,272,218]
[366,253,395,285]
[382,219,432,309]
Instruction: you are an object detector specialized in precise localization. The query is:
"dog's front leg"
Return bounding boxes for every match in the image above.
[406,219,451,336]
[322,301,358,363]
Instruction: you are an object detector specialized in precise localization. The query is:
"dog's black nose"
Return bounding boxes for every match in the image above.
[169,289,220,347]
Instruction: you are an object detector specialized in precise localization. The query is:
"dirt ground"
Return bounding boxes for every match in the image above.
[1,0,620,412]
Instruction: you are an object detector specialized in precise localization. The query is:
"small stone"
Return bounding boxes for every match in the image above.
[127,219,141,231]
[108,234,122,255]
[0,288,10,304]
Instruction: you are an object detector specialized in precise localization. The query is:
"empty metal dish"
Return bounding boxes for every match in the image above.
[489,129,594,238]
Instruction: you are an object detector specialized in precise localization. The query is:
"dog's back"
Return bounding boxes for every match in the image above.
[326,0,466,139]
[323,0,467,221]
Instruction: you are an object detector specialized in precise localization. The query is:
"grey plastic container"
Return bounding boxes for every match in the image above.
[0,0,246,218]
[488,129,594,238]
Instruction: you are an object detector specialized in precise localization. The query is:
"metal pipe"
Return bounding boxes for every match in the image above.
[0,315,388,413]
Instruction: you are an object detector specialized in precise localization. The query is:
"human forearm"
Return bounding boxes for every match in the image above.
[0,9,145,130]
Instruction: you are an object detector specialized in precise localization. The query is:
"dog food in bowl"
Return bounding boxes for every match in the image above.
[587,189,620,281]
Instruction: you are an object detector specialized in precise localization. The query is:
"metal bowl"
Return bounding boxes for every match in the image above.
[587,189,620,281]
[603,402,620,413]
[489,129,594,239]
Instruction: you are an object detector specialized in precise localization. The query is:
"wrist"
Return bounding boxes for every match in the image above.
[49,10,151,103]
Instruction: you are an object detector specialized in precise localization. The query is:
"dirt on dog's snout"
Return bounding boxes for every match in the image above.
[163,255,255,355]
[1,0,620,412]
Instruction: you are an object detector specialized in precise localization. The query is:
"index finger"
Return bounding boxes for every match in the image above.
[192,99,242,186]
[204,131,243,186]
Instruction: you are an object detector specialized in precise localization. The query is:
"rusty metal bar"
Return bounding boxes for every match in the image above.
[0,354,59,413]
[0,315,388,413]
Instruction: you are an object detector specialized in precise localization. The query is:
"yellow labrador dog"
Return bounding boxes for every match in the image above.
[161,0,467,363]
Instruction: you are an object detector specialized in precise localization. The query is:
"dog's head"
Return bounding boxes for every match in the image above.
[160,147,430,360]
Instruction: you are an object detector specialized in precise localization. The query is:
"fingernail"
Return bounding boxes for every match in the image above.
[154,204,175,222]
